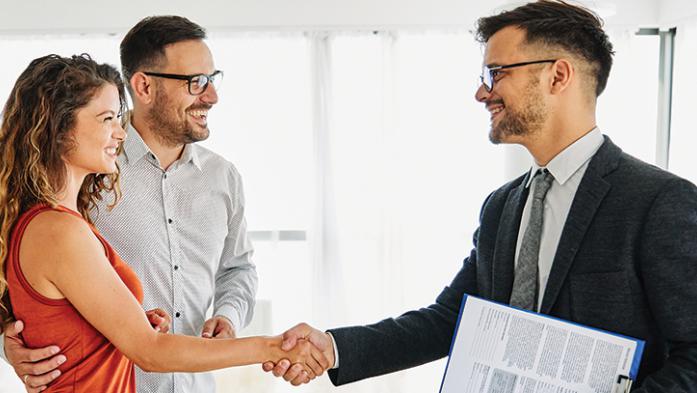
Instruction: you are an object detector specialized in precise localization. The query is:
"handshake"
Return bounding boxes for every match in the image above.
[263,323,335,386]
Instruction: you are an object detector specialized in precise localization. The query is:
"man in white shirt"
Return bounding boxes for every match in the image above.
[3,16,258,393]
[264,1,697,391]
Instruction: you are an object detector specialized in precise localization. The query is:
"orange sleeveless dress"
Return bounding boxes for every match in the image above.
[6,204,143,392]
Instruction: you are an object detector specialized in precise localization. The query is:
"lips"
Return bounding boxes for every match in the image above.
[488,104,505,121]
[187,108,210,127]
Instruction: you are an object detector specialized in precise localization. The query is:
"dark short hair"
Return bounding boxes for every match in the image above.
[120,15,207,91]
[475,0,614,97]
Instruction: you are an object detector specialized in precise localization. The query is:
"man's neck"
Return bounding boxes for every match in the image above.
[131,111,185,170]
[525,116,597,166]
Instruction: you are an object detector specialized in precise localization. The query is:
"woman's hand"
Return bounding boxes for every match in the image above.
[266,336,330,384]
[145,308,171,334]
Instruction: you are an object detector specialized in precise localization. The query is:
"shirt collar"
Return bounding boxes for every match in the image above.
[524,127,604,188]
[122,122,151,165]
[122,121,202,171]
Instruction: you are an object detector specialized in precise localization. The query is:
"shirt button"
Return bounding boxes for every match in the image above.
[175,312,181,318]
[168,218,173,224]
[174,265,179,271]
[164,174,168,179]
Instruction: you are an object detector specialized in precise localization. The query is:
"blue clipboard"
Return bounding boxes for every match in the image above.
[439,294,645,393]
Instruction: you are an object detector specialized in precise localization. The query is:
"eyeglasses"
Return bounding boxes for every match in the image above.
[480,60,556,92]
[143,70,224,95]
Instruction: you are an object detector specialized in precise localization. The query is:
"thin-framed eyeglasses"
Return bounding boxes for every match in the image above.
[143,70,224,95]
[480,60,556,92]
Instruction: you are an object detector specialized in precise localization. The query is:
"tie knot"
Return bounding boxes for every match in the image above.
[532,169,554,200]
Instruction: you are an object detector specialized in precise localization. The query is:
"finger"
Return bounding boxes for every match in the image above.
[17,355,66,377]
[201,319,216,338]
[25,369,61,389]
[14,345,62,365]
[281,323,310,351]
[272,359,290,378]
[291,370,310,386]
[304,353,324,377]
[212,322,232,339]
[282,363,304,382]
[312,345,330,371]
[262,361,275,372]
[5,320,24,337]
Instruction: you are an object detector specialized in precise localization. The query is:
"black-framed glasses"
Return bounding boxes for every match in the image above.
[480,60,556,92]
[143,70,224,95]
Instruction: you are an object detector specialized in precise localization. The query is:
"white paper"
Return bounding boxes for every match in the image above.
[440,296,640,393]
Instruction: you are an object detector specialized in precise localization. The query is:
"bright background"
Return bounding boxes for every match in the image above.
[0,0,695,392]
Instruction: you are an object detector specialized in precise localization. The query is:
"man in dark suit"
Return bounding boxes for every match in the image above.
[265,1,697,390]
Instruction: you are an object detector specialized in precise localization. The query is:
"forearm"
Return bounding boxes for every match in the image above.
[132,334,283,373]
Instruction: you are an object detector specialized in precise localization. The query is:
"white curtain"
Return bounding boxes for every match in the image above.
[0,26,679,393]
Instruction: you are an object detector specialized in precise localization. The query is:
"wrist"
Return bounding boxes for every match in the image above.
[262,336,284,364]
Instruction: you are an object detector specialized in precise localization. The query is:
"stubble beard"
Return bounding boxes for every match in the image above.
[146,89,210,148]
[489,79,546,145]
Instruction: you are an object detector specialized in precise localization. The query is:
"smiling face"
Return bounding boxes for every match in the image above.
[65,83,126,176]
[145,39,218,146]
[475,26,550,145]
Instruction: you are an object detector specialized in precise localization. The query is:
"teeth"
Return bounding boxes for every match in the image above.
[188,110,208,118]
[106,147,117,155]
[491,107,504,114]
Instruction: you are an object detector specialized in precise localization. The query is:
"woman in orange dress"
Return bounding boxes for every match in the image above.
[0,54,327,392]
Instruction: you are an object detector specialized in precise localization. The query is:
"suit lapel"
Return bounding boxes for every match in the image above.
[539,137,621,314]
[491,176,530,303]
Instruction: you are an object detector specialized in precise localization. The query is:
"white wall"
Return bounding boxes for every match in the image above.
[0,0,680,34]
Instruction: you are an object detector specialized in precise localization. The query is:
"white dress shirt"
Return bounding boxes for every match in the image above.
[92,123,258,393]
[515,127,604,311]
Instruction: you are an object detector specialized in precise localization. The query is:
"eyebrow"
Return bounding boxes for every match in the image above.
[97,110,116,117]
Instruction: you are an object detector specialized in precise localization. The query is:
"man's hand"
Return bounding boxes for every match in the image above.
[262,323,335,386]
[201,316,236,339]
[4,320,65,393]
[145,308,171,333]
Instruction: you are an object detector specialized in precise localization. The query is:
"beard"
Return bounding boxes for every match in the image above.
[488,78,546,144]
[146,88,210,147]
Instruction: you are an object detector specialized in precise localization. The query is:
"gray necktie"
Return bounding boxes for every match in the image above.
[510,169,554,311]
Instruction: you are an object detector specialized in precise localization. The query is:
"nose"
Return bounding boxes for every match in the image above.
[475,83,490,103]
[200,83,219,105]
[113,121,127,141]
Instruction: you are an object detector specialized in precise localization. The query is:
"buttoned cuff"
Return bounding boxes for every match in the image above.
[326,331,340,369]
[213,305,243,333]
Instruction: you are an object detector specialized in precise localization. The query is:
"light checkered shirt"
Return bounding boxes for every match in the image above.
[91,122,258,393]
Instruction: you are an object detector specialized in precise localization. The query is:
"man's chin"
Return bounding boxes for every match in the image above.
[187,128,210,143]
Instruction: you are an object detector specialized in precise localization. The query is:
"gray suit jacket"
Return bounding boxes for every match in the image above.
[328,137,697,391]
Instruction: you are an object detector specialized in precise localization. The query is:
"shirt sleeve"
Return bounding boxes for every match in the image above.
[326,331,340,369]
[0,333,7,363]
[212,166,258,331]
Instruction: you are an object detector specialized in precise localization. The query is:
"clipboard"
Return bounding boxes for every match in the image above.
[439,295,645,393]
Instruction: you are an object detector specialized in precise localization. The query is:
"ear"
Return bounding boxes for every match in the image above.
[549,59,573,95]
[130,72,154,105]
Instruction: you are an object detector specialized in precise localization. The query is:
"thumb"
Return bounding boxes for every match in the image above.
[5,320,23,337]
[201,319,216,338]
[281,323,309,351]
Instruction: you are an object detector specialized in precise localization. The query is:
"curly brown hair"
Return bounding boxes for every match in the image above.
[0,54,127,330]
